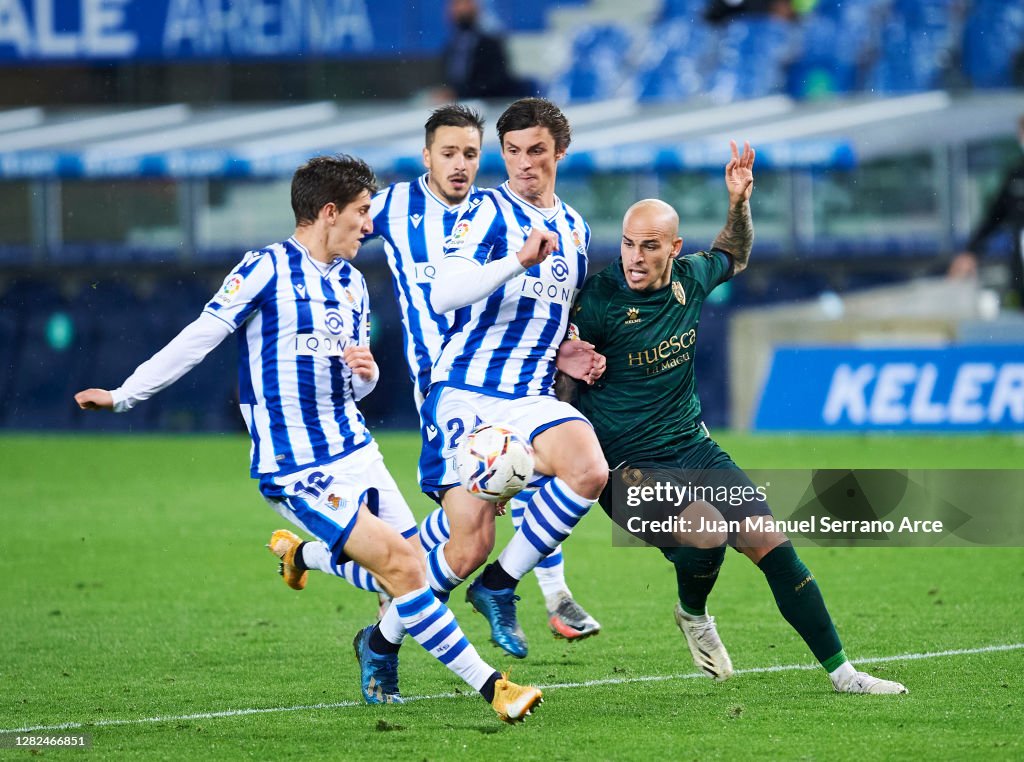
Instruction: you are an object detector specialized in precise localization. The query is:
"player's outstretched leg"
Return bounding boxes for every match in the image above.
[754,541,907,695]
[470,476,596,658]
[664,537,732,681]
[357,588,543,719]
[267,529,308,590]
[347,507,544,719]
[266,530,385,593]
[508,488,601,641]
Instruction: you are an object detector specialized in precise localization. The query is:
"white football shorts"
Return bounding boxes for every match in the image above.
[418,384,590,498]
[259,440,418,566]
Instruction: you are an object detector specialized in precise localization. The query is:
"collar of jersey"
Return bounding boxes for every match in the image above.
[499,181,562,221]
[288,236,349,276]
[419,173,474,212]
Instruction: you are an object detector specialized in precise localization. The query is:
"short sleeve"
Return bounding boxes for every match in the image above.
[203,250,276,330]
[443,192,506,266]
[680,249,733,293]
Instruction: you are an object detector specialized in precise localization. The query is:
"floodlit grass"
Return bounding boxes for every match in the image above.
[1,433,1021,760]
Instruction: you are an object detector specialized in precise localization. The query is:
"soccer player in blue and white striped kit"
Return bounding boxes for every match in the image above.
[416,98,609,661]
[361,104,601,641]
[74,155,542,723]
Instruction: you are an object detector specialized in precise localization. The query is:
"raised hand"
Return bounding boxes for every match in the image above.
[725,139,755,204]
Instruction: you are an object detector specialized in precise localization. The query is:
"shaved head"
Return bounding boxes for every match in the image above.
[623,198,679,237]
[620,198,683,291]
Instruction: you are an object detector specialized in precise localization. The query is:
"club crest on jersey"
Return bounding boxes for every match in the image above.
[571,228,585,254]
[672,282,687,306]
[344,288,356,304]
[410,213,423,228]
[214,274,244,305]
[625,307,642,325]
[326,493,348,511]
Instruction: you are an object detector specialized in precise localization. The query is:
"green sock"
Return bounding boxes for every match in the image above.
[757,543,844,667]
[665,545,726,616]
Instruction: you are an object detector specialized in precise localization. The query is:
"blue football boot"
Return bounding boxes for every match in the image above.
[465,577,528,659]
[353,625,404,704]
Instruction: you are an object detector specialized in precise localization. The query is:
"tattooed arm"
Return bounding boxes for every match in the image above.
[711,140,755,276]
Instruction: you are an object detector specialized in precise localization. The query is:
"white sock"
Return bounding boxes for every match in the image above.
[829,661,856,686]
[425,541,464,595]
[393,587,496,692]
[510,492,571,603]
[498,477,592,580]
[297,541,384,593]
[299,541,335,574]
[418,507,450,553]
[535,563,570,607]
[334,561,385,593]
[378,599,407,645]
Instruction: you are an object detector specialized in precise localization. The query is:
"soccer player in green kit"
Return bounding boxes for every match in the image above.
[569,140,908,695]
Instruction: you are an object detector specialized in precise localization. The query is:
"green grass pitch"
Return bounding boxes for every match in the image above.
[1,432,1022,760]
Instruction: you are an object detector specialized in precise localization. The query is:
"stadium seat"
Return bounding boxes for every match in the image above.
[634,18,718,103]
[865,0,963,94]
[658,0,707,22]
[962,0,1024,88]
[708,17,799,101]
[786,13,860,97]
[548,24,634,103]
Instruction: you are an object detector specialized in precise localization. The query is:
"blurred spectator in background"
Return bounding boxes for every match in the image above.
[704,0,797,24]
[440,0,533,99]
[948,114,1024,308]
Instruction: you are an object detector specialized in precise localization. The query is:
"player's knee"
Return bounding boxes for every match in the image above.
[564,450,608,500]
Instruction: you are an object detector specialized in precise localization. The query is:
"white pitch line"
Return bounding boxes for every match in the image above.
[4,642,1021,734]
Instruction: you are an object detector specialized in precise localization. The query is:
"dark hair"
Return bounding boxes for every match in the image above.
[496,97,572,153]
[425,104,485,147]
[291,154,377,226]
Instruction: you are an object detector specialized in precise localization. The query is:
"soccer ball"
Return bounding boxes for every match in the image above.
[455,423,535,502]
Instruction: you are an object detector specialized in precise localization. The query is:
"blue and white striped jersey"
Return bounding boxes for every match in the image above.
[368,174,474,398]
[203,237,372,477]
[432,182,590,398]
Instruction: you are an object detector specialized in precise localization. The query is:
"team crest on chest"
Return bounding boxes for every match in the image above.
[571,228,585,254]
[624,306,642,325]
[672,281,687,306]
[344,288,356,304]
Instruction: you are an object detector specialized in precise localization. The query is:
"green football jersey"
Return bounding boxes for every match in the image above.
[572,250,732,467]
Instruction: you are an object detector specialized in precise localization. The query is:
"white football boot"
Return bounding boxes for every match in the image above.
[674,603,734,681]
[833,669,908,694]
